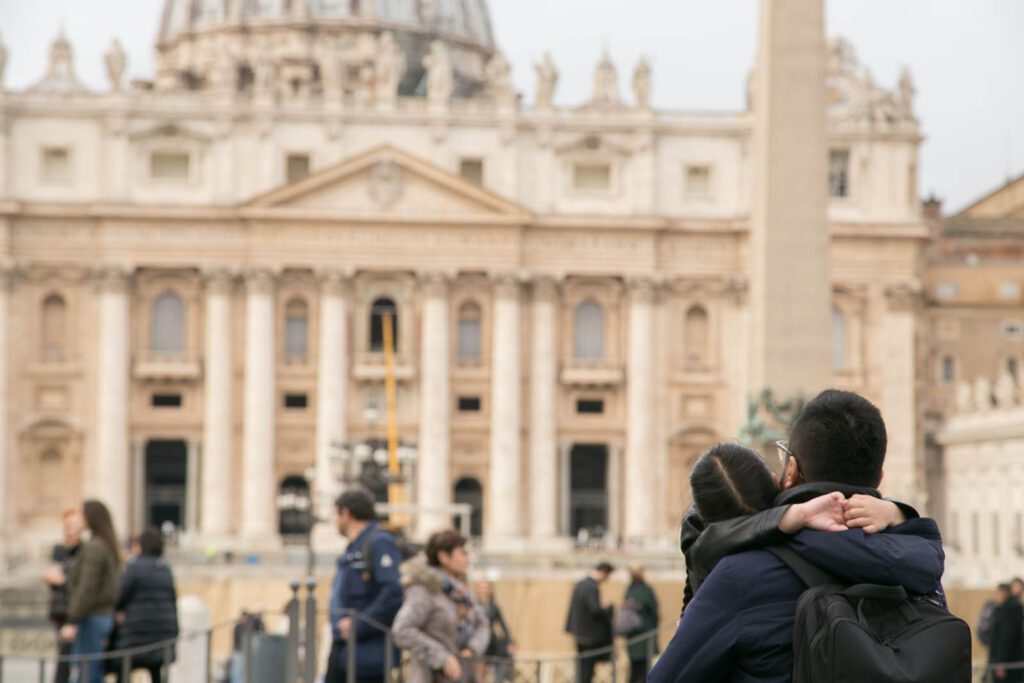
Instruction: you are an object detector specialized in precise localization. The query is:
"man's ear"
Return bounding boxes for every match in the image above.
[783,457,801,490]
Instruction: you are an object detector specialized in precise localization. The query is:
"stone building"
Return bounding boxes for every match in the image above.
[0,1,928,555]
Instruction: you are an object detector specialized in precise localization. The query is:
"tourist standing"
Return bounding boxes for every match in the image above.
[61,500,121,683]
[989,583,1024,682]
[114,526,179,682]
[393,530,490,683]
[42,508,83,683]
[564,562,614,683]
[621,563,659,683]
[475,580,516,680]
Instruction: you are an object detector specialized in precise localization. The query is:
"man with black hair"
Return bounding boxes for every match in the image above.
[324,489,404,683]
[990,583,1024,682]
[651,389,948,683]
[565,562,615,683]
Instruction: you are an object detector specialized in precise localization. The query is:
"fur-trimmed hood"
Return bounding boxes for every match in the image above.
[400,557,444,593]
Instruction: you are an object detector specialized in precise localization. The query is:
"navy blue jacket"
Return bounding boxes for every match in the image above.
[329,522,404,679]
[649,517,945,683]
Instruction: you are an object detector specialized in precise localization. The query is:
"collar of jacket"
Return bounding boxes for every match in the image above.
[775,482,881,506]
[339,521,380,566]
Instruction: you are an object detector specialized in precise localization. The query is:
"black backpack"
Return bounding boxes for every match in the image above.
[767,546,972,683]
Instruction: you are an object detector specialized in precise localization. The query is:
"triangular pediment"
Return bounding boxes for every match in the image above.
[243,145,531,222]
[956,172,1024,220]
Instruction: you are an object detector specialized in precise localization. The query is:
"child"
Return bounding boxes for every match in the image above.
[679,443,914,616]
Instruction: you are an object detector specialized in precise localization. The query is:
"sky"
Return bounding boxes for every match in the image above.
[2,0,1023,212]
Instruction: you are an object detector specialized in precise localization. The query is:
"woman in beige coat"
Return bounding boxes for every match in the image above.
[393,530,490,683]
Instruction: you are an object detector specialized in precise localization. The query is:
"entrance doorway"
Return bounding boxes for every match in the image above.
[453,478,483,537]
[569,444,609,539]
[145,440,188,531]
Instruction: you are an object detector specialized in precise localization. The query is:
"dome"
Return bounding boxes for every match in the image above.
[159,0,494,52]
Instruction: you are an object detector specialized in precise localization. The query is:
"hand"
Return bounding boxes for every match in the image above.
[995,667,1007,679]
[507,642,518,656]
[844,495,905,534]
[42,568,65,586]
[779,492,847,534]
[116,612,126,626]
[460,648,473,658]
[442,655,463,681]
[338,617,352,640]
[59,624,77,642]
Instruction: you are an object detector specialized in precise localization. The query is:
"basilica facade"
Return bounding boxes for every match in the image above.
[0,0,928,554]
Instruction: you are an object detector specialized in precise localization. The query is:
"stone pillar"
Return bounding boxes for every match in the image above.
[625,278,656,541]
[417,273,451,536]
[95,267,132,536]
[749,0,831,397]
[0,269,11,552]
[185,438,200,536]
[201,269,234,538]
[314,270,350,527]
[487,275,522,542]
[529,277,559,539]
[241,269,276,540]
[882,284,923,509]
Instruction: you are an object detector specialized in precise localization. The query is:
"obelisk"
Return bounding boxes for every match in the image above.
[749,0,832,400]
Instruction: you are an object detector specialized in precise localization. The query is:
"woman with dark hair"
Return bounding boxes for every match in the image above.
[393,530,490,683]
[113,526,179,682]
[60,499,121,683]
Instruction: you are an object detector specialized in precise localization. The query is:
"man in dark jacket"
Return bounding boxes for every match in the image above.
[650,389,948,683]
[325,489,404,683]
[114,526,179,682]
[43,508,82,683]
[565,561,614,683]
[989,583,1024,682]
[623,563,659,683]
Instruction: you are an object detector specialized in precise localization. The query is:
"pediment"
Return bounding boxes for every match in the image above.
[243,145,531,222]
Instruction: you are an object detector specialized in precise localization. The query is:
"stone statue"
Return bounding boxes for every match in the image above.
[104,38,126,91]
[827,36,857,75]
[974,377,993,412]
[317,38,343,103]
[29,30,86,94]
[995,371,1018,409]
[591,51,621,107]
[897,66,915,120]
[0,33,7,90]
[632,58,651,109]
[374,32,405,108]
[955,381,973,414]
[423,40,453,106]
[486,51,513,104]
[253,54,276,101]
[535,52,558,109]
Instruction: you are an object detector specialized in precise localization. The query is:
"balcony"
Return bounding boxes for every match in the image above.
[133,353,202,381]
[560,360,624,387]
[352,353,416,382]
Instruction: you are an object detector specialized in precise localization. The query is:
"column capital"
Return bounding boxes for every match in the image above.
[417,271,451,297]
[531,275,561,301]
[625,276,660,303]
[490,271,523,298]
[201,266,237,294]
[884,282,921,312]
[316,267,354,297]
[243,266,277,294]
[90,264,134,293]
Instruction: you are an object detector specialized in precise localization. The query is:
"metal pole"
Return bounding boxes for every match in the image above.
[121,652,131,682]
[164,644,173,680]
[646,632,655,677]
[286,581,301,682]
[304,578,318,683]
[346,611,357,683]
[535,659,541,683]
[384,630,394,683]
[206,630,213,683]
[36,657,44,683]
[243,615,255,683]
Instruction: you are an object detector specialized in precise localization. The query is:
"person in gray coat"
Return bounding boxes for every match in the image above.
[393,530,490,683]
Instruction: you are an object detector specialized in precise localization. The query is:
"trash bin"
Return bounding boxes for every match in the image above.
[230,634,287,683]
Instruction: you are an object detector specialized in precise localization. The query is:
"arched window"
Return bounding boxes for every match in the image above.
[41,294,67,362]
[684,305,709,368]
[370,297,399,352]
[284,298,309,361]
[574,300,604,361]
[457,301,482,362]
[40,449,63,509]
[832,308,847,371]
[453,477,483,537]
[152,291,186,354]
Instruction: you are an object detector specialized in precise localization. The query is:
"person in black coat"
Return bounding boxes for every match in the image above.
[114,527,179,683]
[564,562,614,683]
[43,508,83,683]
[989,583,1024,683]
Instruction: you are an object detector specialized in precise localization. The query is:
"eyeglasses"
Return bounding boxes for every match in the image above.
[776,440,796,473]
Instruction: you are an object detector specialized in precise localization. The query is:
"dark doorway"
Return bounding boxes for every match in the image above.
[145,440,188,531]
[453,478,483,537]
[278,476,312,537]
[570,444,609,538]
[369,297,399,352]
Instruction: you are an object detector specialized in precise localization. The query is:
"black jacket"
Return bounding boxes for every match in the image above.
[48,543,78,624]
[565,577,613,651]
[483,599,514,658]
[115,555,179,664]
[989,596,1024,682]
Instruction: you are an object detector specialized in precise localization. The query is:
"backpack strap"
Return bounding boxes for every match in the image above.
[360,530,381,583]
[766,545,844,588]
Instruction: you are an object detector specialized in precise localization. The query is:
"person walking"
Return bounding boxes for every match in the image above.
[43,508,83,683]
[61,500,121,683]
[564,562,615,683]
[392,530,490,683]
[113,526,179,682]
[474,580,516,681]
[621,564,659,683]
[324,490,404,683]
[989,583,1024,682]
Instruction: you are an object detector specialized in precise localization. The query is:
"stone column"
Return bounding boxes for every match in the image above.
[186,438,200,536]
[241,269,276,540]
[529,277,559,539]
[201,269,234,538]
[314,270,350,528]
[625,278,656,541]
[417,273,451,536]
[0,268,11,551]
[487,275,522,542]
[882,284,923,509]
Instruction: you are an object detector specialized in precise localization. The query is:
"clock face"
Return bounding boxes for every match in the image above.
[826,75,854,114]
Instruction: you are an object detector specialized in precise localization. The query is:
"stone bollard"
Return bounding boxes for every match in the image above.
[170,595,212,681]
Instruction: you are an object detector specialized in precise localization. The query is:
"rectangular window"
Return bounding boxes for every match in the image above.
[459,158,484,186]
[950,511,960,548]
[576,399,605,415]
[1001,281,1021,301]
[573,163,611,191]
[152,393,182,408]
[993,512,1000,557]
[457,319,482,361]
[284,393,308,409]
[1002,320,1024,338]
[286,153,311,183]
[972,512,980,556]
[41,147,71,183]
[934,282,959,300]
[457,396,481,413]
[150,151,191,181]
[1017,512,1023,555]
[941,356,955,383]
[829,149,850,198]
[685,165,711,199]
